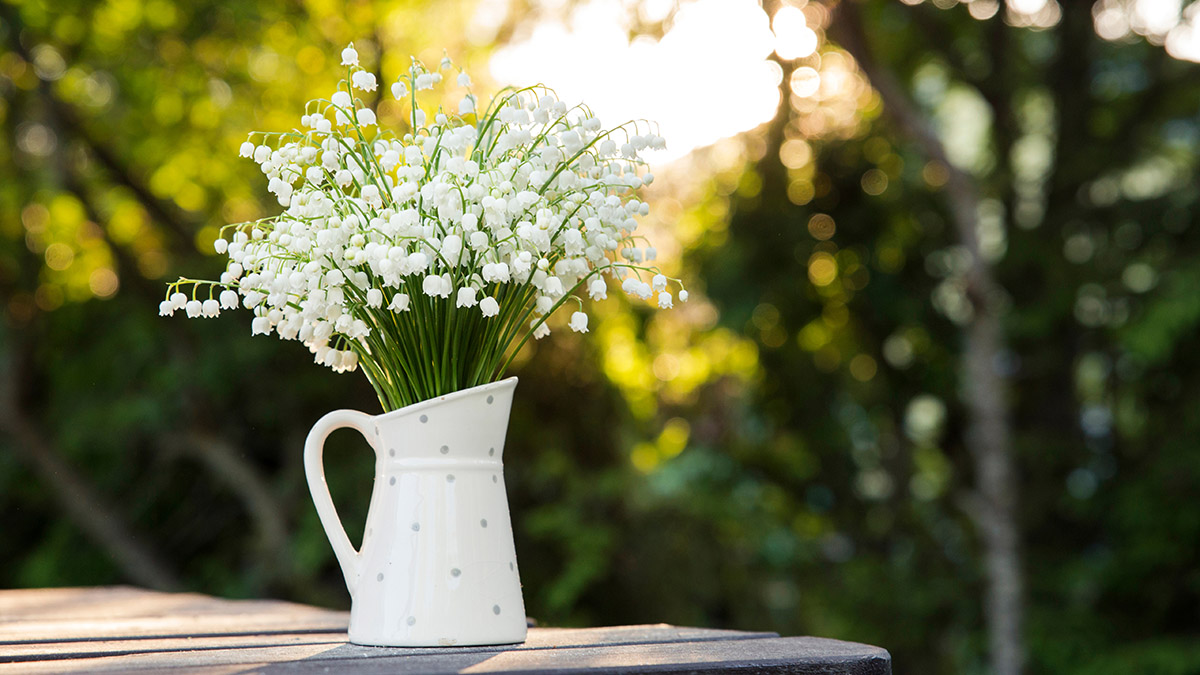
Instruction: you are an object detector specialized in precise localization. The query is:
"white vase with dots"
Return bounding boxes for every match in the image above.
[304,377,526,647]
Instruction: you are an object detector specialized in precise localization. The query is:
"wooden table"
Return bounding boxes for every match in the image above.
[0,587,891,673]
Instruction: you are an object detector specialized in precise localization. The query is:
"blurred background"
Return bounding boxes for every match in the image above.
[2,0,1199,672]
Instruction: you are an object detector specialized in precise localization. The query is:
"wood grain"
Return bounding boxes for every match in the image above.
[0,587,891,674]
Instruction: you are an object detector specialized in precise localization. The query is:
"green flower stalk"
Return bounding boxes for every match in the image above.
[161,43,683,411]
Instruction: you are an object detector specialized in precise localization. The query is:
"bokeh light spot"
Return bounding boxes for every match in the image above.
[808,252,838,286]
[807,214,836,240]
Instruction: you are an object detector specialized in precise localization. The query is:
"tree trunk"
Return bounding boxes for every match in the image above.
[0,337,182,591]
[965,311,1022,675]
[828,3,1023,673]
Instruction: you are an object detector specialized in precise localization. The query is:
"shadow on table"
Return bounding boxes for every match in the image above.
[235,632,893,674]
[242,641,516,674]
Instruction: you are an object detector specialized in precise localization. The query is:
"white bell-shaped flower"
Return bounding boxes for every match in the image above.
[351,70,377,92]
[388,293,410,312]
[569,312,589,333]
[588,279,607,301]
[440,234,463,265]
[361,184,382,207]
[422,274,444,298]
[366,288,383,308]
[456,287,477,308]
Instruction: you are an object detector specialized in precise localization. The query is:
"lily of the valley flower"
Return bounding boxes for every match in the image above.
[569,312,589,333]
[162,43,686,404]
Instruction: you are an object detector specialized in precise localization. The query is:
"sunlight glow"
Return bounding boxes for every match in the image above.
[488,0,780,163]
[1005,0,1062,29]
[1008,0,1048,15]
[1092,0,1200,63]
[486,0,1200,169]
[773,6,819,60]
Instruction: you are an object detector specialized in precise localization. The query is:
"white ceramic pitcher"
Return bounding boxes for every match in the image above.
[304,377,527,647]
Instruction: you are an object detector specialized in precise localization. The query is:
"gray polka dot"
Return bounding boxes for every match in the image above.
[411,522,420,532]
[488,447,495,456]
[389,476,396,485]
[440,445,449,454]
[487,395,494,404]
[389,448,395,457]
[480,519,488,528]
[451,568,461,577]
[446,474,455,483]
[377,573,384,582]
[375,428,380,436]
[492,475,498,483]
[509,562,514,571]
[407,616,416,626]
[420,414,428,423]
[493,604,501,615]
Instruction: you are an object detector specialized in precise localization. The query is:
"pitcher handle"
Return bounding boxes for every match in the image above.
[304,409,376,597]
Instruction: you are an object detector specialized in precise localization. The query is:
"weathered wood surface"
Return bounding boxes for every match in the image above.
[0,587,891,673]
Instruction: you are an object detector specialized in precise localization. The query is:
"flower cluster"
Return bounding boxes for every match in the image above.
[163,43,682,410]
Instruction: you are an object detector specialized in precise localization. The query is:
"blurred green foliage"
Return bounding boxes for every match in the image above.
[2,1,1200,673]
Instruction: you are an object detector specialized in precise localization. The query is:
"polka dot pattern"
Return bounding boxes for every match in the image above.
[345,380,525,643]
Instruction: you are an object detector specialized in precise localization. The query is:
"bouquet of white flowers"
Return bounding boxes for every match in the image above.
[161,43,683,410]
